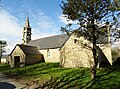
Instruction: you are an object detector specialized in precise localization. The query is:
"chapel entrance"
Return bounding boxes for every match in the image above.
[14,56,20,67]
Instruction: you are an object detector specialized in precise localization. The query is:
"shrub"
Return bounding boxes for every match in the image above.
[112,50,119,61]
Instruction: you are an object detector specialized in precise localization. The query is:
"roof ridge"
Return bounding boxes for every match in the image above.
[17,44,37,48]
[31,34,68,41]
[27,34,70,49]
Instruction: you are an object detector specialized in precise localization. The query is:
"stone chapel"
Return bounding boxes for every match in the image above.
[9,16,112,68]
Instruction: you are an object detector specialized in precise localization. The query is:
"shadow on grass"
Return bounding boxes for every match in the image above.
[39,69,89,89]
[81,70,115,89]
[1,63,120,89]
[38,68,117,89]
[5,63,60,76]
[22,63,64,76]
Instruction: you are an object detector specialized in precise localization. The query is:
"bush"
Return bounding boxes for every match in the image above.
[0,63,9,67]
[112,50,119,61]
[113,57,120,66]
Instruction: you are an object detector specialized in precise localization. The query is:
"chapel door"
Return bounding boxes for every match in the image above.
[14,56,20,67]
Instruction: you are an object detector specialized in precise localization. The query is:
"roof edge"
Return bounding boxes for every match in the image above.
[59,34,71,50]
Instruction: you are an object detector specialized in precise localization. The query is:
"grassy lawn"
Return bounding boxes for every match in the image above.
[0,63,120,89]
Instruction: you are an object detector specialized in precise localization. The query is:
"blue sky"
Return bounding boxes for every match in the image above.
[1,0,119,53]
[0,0,70,53]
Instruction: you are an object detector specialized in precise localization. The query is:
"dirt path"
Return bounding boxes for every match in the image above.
[0,73,41,89]
[0,73,29,89]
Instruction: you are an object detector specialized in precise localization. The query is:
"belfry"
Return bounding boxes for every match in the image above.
[22,16,31,44]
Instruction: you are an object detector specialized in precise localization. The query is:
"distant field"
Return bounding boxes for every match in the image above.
[0,63,120,89]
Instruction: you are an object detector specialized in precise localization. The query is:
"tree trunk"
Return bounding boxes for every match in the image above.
[91,21,98,79]
[0,55,2,64]
[91,45,98,79]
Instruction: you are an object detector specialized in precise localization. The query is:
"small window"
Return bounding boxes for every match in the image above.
[74,39,77,43]
[47,49,50,57]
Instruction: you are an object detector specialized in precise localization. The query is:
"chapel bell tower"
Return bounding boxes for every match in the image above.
[22,16,31,44]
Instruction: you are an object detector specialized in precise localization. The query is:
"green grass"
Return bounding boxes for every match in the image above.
[0,63,120,89]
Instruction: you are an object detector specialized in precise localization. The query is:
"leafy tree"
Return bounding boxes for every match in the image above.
[60,0,120,79]
[0,40,7,63]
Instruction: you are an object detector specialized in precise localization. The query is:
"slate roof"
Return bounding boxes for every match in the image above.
[27,34,70,50]
[17,44,42,55]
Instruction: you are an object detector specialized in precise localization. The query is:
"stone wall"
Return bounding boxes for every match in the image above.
[25,54,44,65]
[97,44,112,65]
[1,58,7,64]
[60,34,112,68]
[10,46,25,67]
[10,45,44,67]
[40,48,60,62]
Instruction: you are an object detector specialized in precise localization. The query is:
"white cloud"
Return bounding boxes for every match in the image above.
[0,10,21,38]
[0,9,61,54]
[29,9,60,39]
[58,14,78,25]
[0,10,22,54]
[32,27,59,40]
[32,32,57,40]
[112,39,120,48]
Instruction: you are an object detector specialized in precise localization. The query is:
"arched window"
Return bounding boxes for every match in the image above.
[74,39,77,43]
[47,49,50,57]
